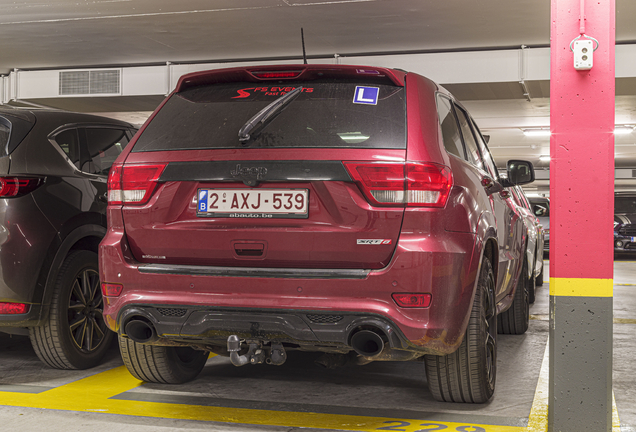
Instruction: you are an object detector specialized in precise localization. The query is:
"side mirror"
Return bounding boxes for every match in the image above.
[503,160,535,186]
[533,205,546,216]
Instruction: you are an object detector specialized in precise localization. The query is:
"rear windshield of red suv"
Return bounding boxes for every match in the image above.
[132,80,406,152]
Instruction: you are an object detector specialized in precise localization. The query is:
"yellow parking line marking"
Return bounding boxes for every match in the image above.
[614,318,636,324]
[0,365,522,431]
[0,347,621,431]
[615,283,636,286]
[0,366,142,409]
[531,314,636,325]
[526,339,549,432]
[526,338,621,432]
[613,393,621,431]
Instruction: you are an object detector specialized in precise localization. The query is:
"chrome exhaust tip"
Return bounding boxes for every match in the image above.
[125,319,158,344]
[350,329,385,357]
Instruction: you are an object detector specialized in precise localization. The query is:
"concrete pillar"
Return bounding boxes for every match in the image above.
[549,1,615,431]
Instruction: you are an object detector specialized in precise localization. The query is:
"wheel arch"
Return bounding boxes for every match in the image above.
[36,224,106,323]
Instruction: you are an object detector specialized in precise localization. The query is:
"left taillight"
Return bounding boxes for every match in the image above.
[343,162,453,208]
[107,163,166,205]
[0,177,43,198]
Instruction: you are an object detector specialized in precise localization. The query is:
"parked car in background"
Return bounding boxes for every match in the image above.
[510,186,545,300]
[0,106,137,369]
[614,193,636,252]
[529,197,550,256]
[100,64,535,403]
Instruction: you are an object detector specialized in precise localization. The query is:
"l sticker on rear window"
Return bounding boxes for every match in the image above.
[353,86,379,105]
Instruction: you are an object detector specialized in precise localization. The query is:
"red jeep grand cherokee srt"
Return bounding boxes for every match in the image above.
[100,64,534,403]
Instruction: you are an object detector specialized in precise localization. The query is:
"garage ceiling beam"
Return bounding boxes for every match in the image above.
[2,43,636,106]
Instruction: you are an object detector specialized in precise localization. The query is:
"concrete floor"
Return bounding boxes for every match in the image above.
[0,259,634,432]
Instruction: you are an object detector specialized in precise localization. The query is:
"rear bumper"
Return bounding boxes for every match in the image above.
[614,232,636,251]
[117,304,410,352]
[100,229,480,356]
[0,195,59,328]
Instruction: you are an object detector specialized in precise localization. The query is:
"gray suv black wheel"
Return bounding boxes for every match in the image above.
[29,251,114,369]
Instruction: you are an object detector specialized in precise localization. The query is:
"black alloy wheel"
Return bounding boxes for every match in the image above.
[30,251,114,369]
[482,266,497,390]
[67,266,108,352]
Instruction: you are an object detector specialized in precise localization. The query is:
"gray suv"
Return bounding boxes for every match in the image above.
[0,107,136,369]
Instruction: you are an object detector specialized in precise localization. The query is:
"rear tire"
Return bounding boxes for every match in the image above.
[29,251,113,369]
[497,255,530,335]
[119,336,208,384]
[424,256,497,403]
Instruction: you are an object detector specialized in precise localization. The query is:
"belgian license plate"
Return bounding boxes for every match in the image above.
[631,237,636,242]
[197,189,309,219]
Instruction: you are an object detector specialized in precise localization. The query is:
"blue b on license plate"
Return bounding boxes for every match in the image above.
[197,189,309,218]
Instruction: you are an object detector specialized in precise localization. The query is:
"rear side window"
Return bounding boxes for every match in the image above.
[0,122,9,151]
[54,128,81,169]
[84,128,130,175]
[436,95,465,159]
[0,114,35,157]
[454,105,483,170]
[470,118,499,179]
[132,81,406,152]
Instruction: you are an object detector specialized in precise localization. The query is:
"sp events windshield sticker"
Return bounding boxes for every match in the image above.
[353,86,379,105]
[232,87,313,99]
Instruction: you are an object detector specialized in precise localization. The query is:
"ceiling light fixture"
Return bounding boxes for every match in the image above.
[539,155,551,162]
[614,125,635,135]
[523,128,551,137]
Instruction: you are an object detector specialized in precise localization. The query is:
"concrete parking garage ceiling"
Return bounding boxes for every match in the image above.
[0,0,556,73]
[1,0,636,183]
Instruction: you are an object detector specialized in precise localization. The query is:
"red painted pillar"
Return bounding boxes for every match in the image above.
[549,0,615,430]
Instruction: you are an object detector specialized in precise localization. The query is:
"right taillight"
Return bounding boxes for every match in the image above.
[0,177,43,198]
[343,162,453,208]
[107,163,166,205]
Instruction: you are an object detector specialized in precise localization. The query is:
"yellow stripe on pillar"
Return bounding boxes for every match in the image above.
[549,278,613,297]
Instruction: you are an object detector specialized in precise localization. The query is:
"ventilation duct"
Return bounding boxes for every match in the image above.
[59,70,120,95]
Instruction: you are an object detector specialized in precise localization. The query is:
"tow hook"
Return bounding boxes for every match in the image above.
[226,335,286,367]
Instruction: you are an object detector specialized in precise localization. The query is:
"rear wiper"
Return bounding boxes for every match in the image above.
[238,86,303,142]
